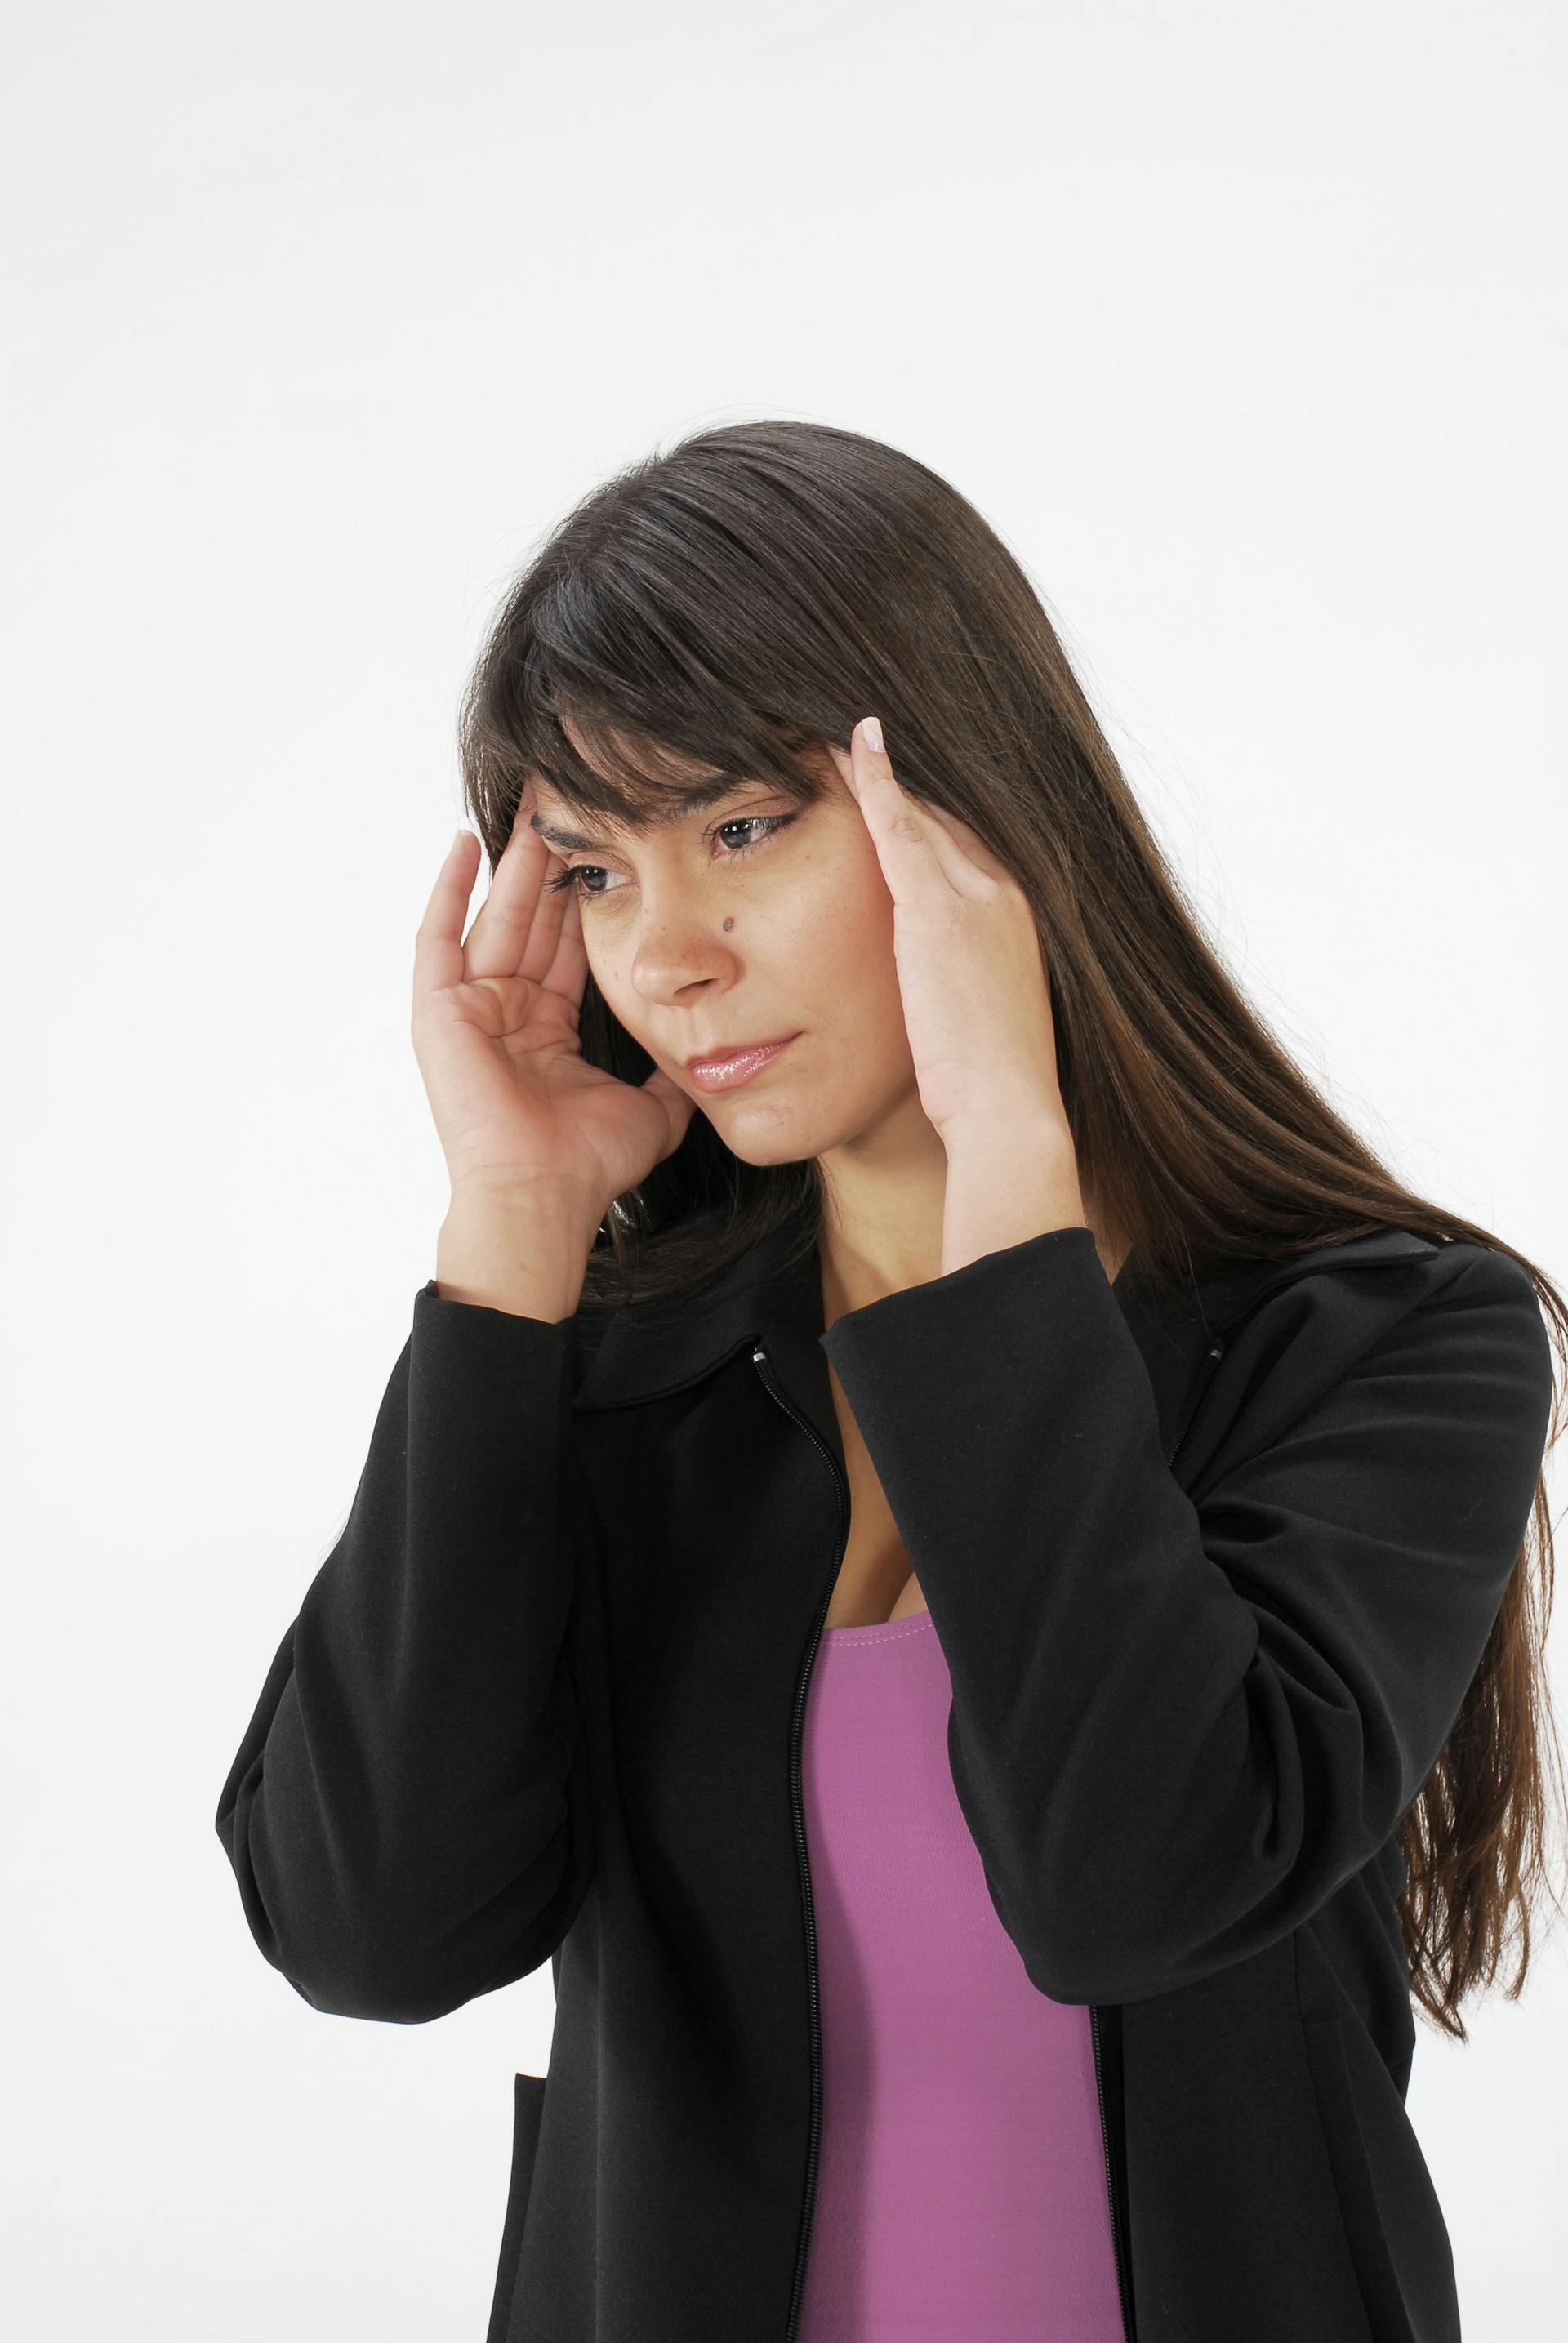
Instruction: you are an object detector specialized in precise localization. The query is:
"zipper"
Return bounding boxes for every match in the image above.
[1166,1334,1227,1477]
[752,1326,1225,2343]
[1089,2004,1133,2341]
[1087,1330,1225,2343]
[751,1342,850,2343]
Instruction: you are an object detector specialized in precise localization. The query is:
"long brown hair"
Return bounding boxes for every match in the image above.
[455,416,1566,2040]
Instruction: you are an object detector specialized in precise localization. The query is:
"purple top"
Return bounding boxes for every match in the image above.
[794,1609,1125,2343]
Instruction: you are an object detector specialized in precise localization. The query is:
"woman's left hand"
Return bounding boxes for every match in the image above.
[829,717,1072,1152]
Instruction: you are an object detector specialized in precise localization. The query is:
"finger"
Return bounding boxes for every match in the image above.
[835,728,1013,893]
[412,799,587,1015]
[510,845,591,1008]
[413,827,483,1005]
[917,799,1014,889]
[462,787,592,1008]
[845,719,974,894]
[461,786,563,982]
[508,795,594,1003]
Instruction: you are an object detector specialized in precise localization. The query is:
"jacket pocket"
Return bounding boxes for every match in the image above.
[486,2070,548,2343]
[1298,2016,1459,2343]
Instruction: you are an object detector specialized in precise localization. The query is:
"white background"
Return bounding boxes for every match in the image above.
[3,0,1564,2335]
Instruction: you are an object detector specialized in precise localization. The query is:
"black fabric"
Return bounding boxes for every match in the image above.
[215,1219,1553,2341]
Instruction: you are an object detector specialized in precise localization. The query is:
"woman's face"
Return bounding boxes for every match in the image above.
[528,746,926,1166]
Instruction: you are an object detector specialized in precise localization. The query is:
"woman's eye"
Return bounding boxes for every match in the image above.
[543,812,797,903]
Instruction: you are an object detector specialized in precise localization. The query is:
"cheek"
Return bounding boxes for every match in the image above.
[835,816,896,941]
[782,839,906,1036]
[795,854,892,979]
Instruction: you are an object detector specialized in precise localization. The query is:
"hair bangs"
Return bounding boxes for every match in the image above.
[480,606,835,837]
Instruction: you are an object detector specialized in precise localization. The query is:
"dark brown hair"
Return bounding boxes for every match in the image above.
[456,416,1566,2039]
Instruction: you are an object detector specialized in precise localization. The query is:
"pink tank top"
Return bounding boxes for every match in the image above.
[795,1609,1125,2343]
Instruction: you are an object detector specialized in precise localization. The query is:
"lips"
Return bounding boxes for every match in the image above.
[686,1034,801,1093]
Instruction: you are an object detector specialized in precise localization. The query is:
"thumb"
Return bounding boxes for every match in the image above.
[640,1066,697,1151]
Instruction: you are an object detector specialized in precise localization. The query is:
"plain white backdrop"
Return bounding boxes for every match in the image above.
[2,0,1563,2335]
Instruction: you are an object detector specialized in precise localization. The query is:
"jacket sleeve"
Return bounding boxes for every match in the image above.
[214,1281,596,2025]
[817,1227,1555,2006]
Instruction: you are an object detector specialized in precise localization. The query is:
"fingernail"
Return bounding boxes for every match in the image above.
[861,715,884,753]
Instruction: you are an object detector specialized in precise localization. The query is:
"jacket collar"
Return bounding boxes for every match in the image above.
[572,1218,825,1414]
[571,1218,1439,1414]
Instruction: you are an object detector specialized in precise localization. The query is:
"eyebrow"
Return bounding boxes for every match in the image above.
[529,776,754,853]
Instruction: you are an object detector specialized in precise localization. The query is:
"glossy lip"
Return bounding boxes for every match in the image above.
[686,1033,801,1092]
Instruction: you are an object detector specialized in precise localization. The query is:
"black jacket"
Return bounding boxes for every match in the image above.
[215,1219,1553,2343]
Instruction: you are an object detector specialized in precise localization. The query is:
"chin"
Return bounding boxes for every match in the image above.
[702,1118,822,1169]
[703,1087,887,1170]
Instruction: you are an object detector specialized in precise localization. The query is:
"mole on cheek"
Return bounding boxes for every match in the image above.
[723,917,733,932]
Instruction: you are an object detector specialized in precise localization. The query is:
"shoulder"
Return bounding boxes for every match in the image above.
[1324,1233,1542,1345]
[1396,1238,1554,1410]
[1211,1227,1544,1346]
[1187,1231,1554,1483]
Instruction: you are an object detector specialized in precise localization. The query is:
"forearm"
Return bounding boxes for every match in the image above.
[435,1176,604,1321]
[215,1262,595,2020]
[939,1116,1089,1279]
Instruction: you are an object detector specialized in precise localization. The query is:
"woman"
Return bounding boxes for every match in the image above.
[215,419,1564,2343]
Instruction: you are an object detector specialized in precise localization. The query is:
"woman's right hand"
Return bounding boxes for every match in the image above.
[411,791,697,1220]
